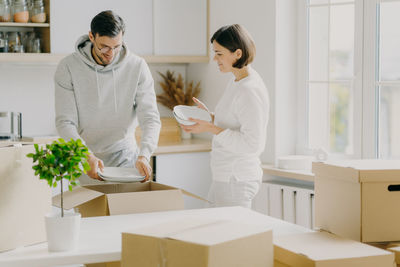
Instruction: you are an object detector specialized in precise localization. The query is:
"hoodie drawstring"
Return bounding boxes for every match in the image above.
[112,68,117,113]
[95,68,100,101]
[94,67,117,113]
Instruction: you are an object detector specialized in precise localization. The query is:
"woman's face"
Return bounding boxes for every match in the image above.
[212,41,241,73]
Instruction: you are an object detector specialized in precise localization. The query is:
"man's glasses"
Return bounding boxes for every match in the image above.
[94,39,121,54]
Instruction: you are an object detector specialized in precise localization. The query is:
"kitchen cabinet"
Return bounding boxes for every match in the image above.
[153,0,208,57]
[155,151,212,209]
[0,0,208,63]
[50,0,153,56]
[0,0,50,61]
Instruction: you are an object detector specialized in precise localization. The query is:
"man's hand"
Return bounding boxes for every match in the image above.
[135,156,152,182]
[87,153,104,180]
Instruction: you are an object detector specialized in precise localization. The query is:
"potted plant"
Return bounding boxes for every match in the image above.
[156,70,201,139]
[27,138,90,251]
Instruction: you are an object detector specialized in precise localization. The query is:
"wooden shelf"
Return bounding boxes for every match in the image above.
[0,53,209,64]
[261,164,315,182]
[0,53,64,63]
[143,55,209,64]
[0,22,49,27]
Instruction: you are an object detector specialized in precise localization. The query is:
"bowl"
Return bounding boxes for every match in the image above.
[173,105,212,126]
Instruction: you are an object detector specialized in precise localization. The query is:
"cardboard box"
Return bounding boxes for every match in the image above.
[0,145,52,252]
[53,181,204,217]
[368,242,400,266]
[121,218,273,267]
[388,246,400,266]
[313,160,400,242]
[274,231,395,267]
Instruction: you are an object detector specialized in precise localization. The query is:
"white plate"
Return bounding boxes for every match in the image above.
[173,111,195,126]
[98,167,145,183]
[173,105,212,125]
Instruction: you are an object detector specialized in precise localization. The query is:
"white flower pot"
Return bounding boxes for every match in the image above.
[45,212,81,252]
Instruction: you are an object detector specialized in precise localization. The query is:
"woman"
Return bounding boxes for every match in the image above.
[182,24,269,208]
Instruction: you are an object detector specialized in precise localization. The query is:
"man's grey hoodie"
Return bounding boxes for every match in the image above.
[54,35,161,166]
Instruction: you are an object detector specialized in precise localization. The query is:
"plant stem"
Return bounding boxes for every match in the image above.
[61,177,64,217]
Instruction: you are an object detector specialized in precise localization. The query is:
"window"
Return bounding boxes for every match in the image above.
[376,0,400,158]
[300,0,400,159]
[307,0,356,156]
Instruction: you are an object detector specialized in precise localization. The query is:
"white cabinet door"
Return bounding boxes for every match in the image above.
[155,152,212,209]
[153,0,207,56]
[50,0,153,55]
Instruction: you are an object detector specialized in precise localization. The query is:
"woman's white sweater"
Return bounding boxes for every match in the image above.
[211,67,270,182]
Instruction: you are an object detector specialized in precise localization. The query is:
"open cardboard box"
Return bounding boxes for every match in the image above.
[53,181,207,217]
[53,181,207,267]
[274,231,395,267]
[313,160,400,242]
[0,145,52,252]
[121,218,273,267]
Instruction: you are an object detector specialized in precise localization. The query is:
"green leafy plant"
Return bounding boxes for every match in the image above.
[27,138,90,217]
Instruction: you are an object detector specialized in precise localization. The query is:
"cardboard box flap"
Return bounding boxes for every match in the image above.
[313,160,400,183]
[84,182,151,194]
[169,220,271,246]
[52,186,104,209]
[313,161,360,183]
[274,232,393,262]
[125,218,272,246]
[387,245,400,264]
[125,218,220,237]
[106,189,184,215]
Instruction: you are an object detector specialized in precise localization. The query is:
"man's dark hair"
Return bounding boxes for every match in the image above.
[90,10,125,38]
[211,24,256,69]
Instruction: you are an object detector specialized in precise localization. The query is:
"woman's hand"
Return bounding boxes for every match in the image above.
[193,97,209,112]
[181,118,224,135]
[192,97,215,122]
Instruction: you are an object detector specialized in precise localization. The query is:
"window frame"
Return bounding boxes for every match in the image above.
[297,0,365,159]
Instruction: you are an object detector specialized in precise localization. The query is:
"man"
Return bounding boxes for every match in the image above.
[54,10,161,183]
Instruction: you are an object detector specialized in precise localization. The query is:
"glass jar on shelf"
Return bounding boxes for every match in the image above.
[0,0,11,22]
[7,31,22,52]
[0,32,7,52]
[12,0,29,23]
[30,0,45,23]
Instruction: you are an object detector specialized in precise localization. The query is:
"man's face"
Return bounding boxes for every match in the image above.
[89,32,123,65]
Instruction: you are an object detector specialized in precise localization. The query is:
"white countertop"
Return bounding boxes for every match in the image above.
[0,207,311,267]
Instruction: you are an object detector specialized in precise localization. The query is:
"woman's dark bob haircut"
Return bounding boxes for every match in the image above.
[211,24,256,69]
[91,10,126,38]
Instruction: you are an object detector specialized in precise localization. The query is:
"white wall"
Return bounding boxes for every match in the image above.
[187,0,298,164]
[0,63,187,136]
[275,0,298,162]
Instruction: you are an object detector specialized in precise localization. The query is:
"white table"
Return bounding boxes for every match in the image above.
[0,207,312,267]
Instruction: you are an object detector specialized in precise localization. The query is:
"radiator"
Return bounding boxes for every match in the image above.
[252,182,315,229]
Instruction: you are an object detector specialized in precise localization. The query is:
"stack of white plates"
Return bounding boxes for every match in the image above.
[173,105,212,126]
[98,167,145,183]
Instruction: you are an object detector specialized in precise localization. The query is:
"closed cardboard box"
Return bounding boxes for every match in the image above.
[313,160,400,242]
[0,144,52,252]
[274,231,395,267]
[53,181,204,217]
[121,218,273,267]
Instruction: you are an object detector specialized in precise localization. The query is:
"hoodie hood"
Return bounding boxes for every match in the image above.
[74,34,130,113]
[75,34,129,72]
